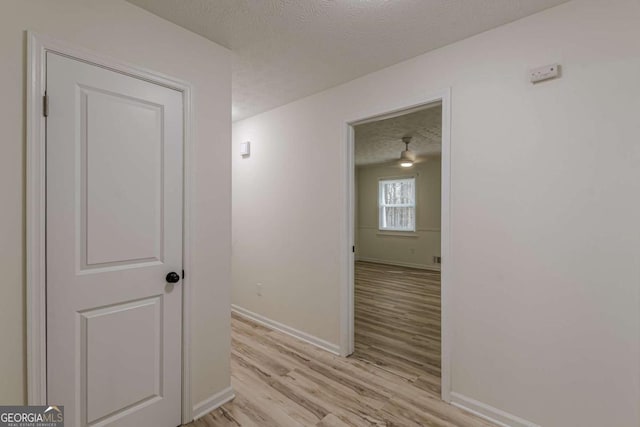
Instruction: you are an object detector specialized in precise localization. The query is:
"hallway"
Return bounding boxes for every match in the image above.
[189,262,494,426]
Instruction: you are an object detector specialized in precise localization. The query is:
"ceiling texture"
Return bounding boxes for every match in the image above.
[355,104,442,167]
[127,0,569,121]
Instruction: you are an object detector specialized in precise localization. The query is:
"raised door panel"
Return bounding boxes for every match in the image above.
[81,87,164,270]
[81,297,163,425]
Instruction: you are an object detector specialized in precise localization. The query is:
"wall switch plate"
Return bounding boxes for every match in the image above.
[530,64,560,83]
[256,283,262,296]
[240,141,251,157]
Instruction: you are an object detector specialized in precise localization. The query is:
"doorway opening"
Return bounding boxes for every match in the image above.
[353,103,443,392]
[342,90,451,402]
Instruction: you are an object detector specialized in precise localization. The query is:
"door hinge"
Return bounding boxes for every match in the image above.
[182,269,185,279]
[43,93,49,117]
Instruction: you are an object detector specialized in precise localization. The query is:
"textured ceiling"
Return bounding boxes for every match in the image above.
[127,0,570,121]
[355,105,441,167]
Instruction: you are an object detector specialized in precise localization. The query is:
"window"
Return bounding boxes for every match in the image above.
[378,177,416,231]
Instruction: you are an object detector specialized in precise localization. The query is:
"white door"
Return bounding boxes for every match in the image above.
[46,52,183,427]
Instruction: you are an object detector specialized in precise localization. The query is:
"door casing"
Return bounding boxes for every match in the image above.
[26,31,194,424]
[340,88,452,402]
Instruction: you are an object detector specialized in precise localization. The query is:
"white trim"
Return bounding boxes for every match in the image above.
[450,392,540,427]
[180,68,194,426]
[26,32,195,424]
[26,31,48,407]
[355,257,441,272]
[192,387,236,421]
[339,123,356,357]
[231,305,341,355]
[375,231,419,238]
[440,88,453,402]
[359,225,441,232]
[341,88,453,402]
[352,100,443,126]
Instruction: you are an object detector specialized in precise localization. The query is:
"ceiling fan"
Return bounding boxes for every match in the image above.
[399,136,415,168]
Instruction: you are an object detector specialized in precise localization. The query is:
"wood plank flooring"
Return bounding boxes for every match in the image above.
[186,262,496,427]
[353,262,442,394]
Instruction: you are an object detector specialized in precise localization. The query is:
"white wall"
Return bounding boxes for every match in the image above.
[0,0,232,411]
[356,159,441,270]
[232,0,640,425]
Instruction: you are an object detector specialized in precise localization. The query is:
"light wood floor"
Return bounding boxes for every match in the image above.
[353,262,442,395]
[187,262,496,427]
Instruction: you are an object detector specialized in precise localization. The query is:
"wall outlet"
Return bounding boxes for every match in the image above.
[433,256,442,264]
[530,64,560,83]
[256,283,263,296]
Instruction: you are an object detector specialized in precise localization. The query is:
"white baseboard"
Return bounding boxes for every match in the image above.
[192,386,235,420]
[231,304,341,355]
[450,392,540,427]
[356,256,441,272]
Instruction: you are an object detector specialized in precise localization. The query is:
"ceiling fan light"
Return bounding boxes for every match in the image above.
[399,141,415,167]
[396,136,415,167]
[400,149,416,162]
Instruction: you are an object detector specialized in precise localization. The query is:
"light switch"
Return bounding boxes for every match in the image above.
[240,141,250,157]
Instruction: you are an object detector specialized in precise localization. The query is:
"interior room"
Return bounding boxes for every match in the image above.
[352,104,445,402]
[354,106,442,270]
[2,1,640,427]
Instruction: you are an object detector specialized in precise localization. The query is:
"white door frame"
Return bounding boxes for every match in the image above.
[340,88,452,402]
[26,32,195,424]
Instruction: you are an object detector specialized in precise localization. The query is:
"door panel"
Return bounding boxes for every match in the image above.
[46,52,183,427]
[82,296,163,424]
[81,87,164,268]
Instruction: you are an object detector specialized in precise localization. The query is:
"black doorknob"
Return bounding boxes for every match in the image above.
[166,272,180,284]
